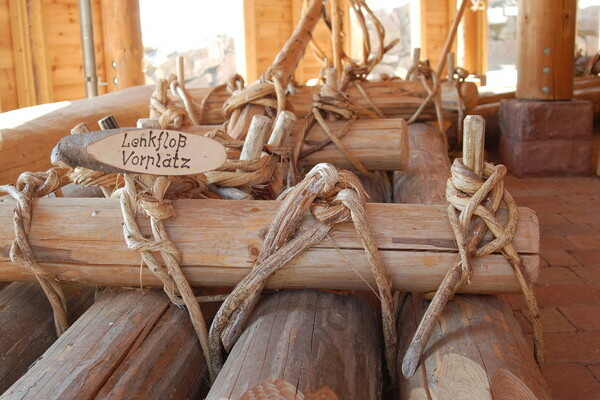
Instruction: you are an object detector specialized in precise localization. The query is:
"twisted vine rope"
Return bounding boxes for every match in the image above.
[208,163,397,380]
[0,169,69,336]
[114,173,215,381]
[402,159,545,378]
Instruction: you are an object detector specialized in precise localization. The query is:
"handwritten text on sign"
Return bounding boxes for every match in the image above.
[87,129,226,175]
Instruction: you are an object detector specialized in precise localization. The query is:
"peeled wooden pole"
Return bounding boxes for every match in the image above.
[1,289,222,400]
[0,80,442,184]
[394,123,552,399]
[0,283,94,393]
[0,198,539,293]
[205,290,383,399]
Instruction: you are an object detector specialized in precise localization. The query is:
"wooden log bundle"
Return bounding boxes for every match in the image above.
[0,79,457,184]
[1,289,221,400]
[394,122,552,399]
[0,282,94,393]
[0,197,539,293]
[205,290,383,399]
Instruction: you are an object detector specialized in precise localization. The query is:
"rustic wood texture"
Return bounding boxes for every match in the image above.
[0,197,539,293]
[205,290,382,399]
[440,81,479,110]
[1,288,220,400]
[398,295,553,400]
[517,0,577,100]
[0,282,94,393]
[394,123,552,399]
[296,118,409,171]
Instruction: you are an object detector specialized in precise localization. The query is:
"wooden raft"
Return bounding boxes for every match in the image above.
[0,197,539,293]
[394,122,552,399]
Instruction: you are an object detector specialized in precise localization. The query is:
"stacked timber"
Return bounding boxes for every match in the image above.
[394,121,552,399]
[0,283,93,393]
[1,289,224,399]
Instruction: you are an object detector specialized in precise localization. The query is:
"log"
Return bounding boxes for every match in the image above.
[1,288,220,400]
[205,290,383,399]
[0,197,540,293]
[394,123,552,398]
[0,282,94,393]
[0,80,444,184]
[187,117,409,172]
[440,81,479,110]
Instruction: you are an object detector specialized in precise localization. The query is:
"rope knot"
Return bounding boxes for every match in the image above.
[16,169,62,197]
[137,195,176,221]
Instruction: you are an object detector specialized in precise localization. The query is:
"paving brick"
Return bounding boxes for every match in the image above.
[541,223,598,237]
[571,266,600,285]
[543,363,600,400]
[572,250,600,265]
[588,365,600,381]
[545,332,600,364]
[566,235,600,250]
[510,285,600,309]
[537,267,582,286]
[541,250,580,267]
[540,236,576,251]
[515,307,576,334]
[561,210,600,224]
[500,98,593,141]
[560,304,600,331]
[537,212,570,225]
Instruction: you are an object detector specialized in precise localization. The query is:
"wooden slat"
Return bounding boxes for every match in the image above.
[8,0,36,107]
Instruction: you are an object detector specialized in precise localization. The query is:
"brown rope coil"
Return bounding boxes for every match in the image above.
[0,169,70,336]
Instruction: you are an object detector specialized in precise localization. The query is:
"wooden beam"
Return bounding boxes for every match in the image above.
[1,289,217,399]
[243,0,258,82]
[462,3,487,75]
[0,197,539,293]
[205,290,382,399]
[100,0,144,91]
[517,0,577,100]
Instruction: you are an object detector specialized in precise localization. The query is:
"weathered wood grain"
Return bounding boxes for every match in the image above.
[0,282,94,393]
[394,123,552,399]
[205,290,382,399]
[0,197,540,293]
[1,288,221,400]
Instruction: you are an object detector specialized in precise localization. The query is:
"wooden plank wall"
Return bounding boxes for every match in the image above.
[244,0,350,84]
[420,0,456,76]
[0,0,144,112]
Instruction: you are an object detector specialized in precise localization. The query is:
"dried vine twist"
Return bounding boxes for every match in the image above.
[402,159,545,378]
[0,168,70,336]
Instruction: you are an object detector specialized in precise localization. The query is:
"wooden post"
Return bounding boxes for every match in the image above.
[395,122,552,399]
[1,289,221,399]
[205,290,383,399]
[435,0,470,78]
[100,0,144,91]
[517,0,577,100]
[0,283,93,393]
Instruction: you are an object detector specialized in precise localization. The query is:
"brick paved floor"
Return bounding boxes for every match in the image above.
[504,175,600,400]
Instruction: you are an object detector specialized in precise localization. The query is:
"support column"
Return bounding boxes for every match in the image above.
[500,0,593,176]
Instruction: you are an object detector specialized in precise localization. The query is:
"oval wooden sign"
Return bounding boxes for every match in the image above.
[85,129,226,175]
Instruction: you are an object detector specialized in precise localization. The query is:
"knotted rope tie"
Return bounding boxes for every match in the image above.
[150,80,188,129]
[451,67,470,145]
[446,159,544,366]
[405,61,445,136]
[167,73,200,126]
[401,159,545,378]
[116,174,215,382]
[0,169,69,336]
[208,163,397,382]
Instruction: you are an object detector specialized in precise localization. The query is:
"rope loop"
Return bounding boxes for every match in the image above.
[0,168,69,336]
